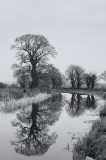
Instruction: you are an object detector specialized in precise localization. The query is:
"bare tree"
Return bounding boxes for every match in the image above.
[11,34,57,88]
[84,73,97,89]
[66,65,85,89]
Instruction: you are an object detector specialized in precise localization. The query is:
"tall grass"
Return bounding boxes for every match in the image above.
[0,87,52,100]
[0,87,52,113]
[0,88,25,101]
[0,93,51,113]
[99,104,106,117]
[73,118,106,160]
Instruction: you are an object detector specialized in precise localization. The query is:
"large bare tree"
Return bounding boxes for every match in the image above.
[11,34,57,88]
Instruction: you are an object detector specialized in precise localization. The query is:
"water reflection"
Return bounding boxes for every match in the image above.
[86,95,96,109]
[66,94,97,117]
[11,95,63,156]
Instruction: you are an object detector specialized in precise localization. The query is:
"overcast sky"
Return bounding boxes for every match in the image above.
[0,0,106,82]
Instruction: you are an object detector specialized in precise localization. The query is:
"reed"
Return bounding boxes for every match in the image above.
[73,118,106,160]
[0,88,24,101]
[0,93,51,113]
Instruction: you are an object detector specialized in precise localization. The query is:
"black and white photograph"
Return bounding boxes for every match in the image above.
[0,0,106,160]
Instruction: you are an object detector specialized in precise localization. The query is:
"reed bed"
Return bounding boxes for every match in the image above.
[0,90,51,113]
[73,117,106,160]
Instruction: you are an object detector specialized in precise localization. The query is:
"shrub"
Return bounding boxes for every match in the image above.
[0,82,7,88]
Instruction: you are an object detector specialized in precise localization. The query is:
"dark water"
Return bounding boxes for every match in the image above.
[0,93,104,160]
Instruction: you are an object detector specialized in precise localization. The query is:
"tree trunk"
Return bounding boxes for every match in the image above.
[91,82,94,89]
[30,64,38,88]
[77,79,81,89]
[71,79,76,88]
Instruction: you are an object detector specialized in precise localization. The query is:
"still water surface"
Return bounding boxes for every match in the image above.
[0,93,105,160]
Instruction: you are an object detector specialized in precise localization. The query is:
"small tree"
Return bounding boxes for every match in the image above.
[66,65,85,89]
[43,65,63,88]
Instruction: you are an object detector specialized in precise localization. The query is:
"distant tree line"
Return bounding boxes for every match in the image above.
[11,33,106,90]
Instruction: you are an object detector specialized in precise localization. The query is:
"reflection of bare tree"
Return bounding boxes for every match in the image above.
[86,95,96,109]
[66,94,85,117]
[11,95,62,156]
[66,94,96,117]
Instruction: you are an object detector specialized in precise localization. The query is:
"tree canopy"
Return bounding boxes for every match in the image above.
[11,34,57,88]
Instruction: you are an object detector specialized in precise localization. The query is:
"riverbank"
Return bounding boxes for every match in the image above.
[73,101,106,160]
[1,87,106,114]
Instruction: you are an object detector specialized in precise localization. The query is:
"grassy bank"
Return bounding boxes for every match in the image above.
[0,87,53,113]
[0,88,24,101]
[0,93,52,113]
[73,103,106,160]
[0,87,52,100]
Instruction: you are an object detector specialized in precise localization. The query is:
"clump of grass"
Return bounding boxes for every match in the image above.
[73,138,86,160]
[0,93,51,113]
[73,118,106,160]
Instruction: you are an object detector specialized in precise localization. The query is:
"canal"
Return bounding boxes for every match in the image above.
[0,93,105,160]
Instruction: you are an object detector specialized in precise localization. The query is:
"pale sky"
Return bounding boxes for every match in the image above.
[0,0,106,82]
